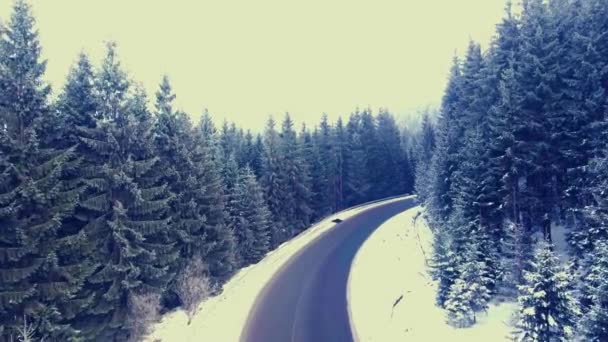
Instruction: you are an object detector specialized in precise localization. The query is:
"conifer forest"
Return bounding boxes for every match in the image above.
[414,0,608,340]
[3,0,608,341]
[0,1,412,340]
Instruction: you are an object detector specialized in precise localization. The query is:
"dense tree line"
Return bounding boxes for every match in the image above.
[0,1,413,340]
[413,0,608,339]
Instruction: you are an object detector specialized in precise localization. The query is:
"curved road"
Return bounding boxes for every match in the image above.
[241,197,416,342]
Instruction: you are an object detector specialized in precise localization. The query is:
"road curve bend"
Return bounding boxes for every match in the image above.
[240,197,416,342]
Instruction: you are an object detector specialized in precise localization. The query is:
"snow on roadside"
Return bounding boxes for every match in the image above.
[147,196,411,342]
[348,206,517,341]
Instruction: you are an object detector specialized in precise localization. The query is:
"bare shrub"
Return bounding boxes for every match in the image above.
[175,257,213,324]
[127,291,162,341]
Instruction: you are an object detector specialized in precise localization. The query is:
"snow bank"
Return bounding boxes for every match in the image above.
[348,206,517,341]
[147,196,410,342]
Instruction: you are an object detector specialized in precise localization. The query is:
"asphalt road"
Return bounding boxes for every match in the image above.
[240,197,416,342]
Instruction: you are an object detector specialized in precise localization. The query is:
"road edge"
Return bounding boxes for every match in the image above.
[239,195,415,341]
[346,196,417,341]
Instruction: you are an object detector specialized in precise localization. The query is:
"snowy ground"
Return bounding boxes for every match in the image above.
[348,206,518,341]
[147,196,410,342]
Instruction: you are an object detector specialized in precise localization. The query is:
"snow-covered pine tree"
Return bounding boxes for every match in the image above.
[426,57,462,228]
[75,43,175,340]
[317,113,338,213]
[229,167,272,266]
[333,117,347,211]
[0,1,84,339]
[569,149,608,257]
[222,153,240,195]
[152,75,233,299]
[238,130,263,175]
[516,242,578,342]
[46,51,102,335]
[359,109,382,201]
[514,0,563,241]
[343,112,369,207]
[192,114,237,284]
[431,226,458,308]
[444,248,491,328]
[579,241,608,341]
[279,113,313,235]
[260,117,288,247]
[413,113,436,203]
[375,110,406,198]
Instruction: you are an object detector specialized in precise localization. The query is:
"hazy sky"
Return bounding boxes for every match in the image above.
[0,0,507,131]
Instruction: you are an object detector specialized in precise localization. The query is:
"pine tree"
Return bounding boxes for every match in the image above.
[426,58,462,228]
[0,1,83,339]
[375,109,405,198]
[47,52,102,336]
[431,228,458,308]
[317,114,338,213]
[515,0,563,241]
[238,130,263,175]
[516,242,578,342]
[444,253,491,328]
[570,150,608,255]
[444,240,492,328]
[260,117,287,247]
[73,43,175,340]
[279,113,312,235]
[579,241,608,341]
[344,112,369,207]
[228,167,271,266]
[151,75,232,304]
[359,109,382,201]
[299,124,326,221]
[413,113,436,202]
[333,117,346,211]
[192,115,237,283]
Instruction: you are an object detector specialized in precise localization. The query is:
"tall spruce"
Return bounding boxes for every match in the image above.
[0,1,83,339]
[516,242,578,342]
[228,167,272,266]
[75,43,174,340]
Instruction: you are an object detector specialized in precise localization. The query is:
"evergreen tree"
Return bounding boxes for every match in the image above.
[151,75,231,300]
[260,117,287,247]
[193,115,237,283]
[515,0,563,240]
[317,114,338,213]
[333,117,346,211]
[299,124,326,221]
[228,167,271,266]
[579,241,608,341]
[570,150,608,255]
[375,110,405,198]
[426,58,462,228]
[0,1,83,339]
[344,112,369,206]
[431,228,458,307]
[359,109,381,201]
[279,113,312,234]
[75,43,174,340]
[516,242,578,342]
[238,130,263,175]
[413,112,436,202]
[444,249,491,328]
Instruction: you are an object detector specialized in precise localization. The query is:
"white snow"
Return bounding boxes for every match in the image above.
[551,222,570,262]
[146,196,411,342]
[348,206,518,341]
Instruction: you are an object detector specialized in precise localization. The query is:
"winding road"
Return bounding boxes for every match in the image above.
[240,197,416,342]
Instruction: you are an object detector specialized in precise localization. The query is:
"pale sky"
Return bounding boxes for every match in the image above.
[0,0,507,131]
